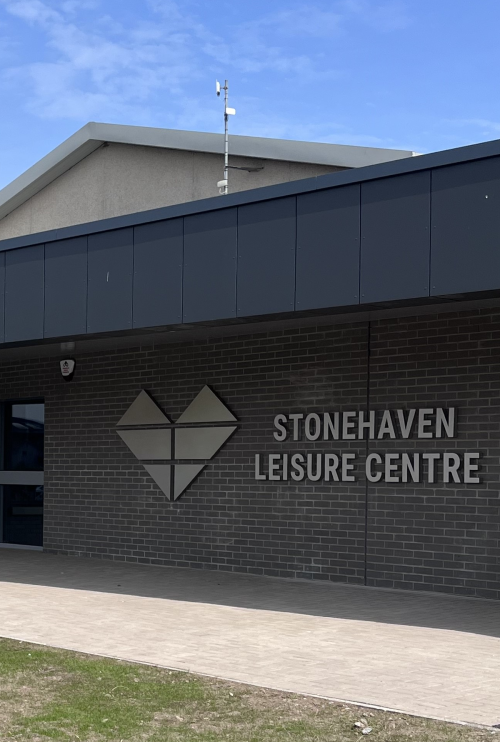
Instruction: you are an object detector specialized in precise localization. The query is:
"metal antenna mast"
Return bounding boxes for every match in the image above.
[216,79,235,195]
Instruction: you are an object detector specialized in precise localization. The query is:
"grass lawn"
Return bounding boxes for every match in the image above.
[0,638,495,741]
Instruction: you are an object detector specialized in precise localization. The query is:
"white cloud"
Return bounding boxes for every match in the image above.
[5,0,59,22]
[201,1,410,79]
[0,0,411,128]
[1,0,204,120]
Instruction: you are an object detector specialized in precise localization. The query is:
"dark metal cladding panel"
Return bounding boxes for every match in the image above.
[0,252,5,343]
[5,245,44,342]
[431,156,500,294]
[183,208,237,323]
[360,171,431,303]
[44,236,87,338]
[237,197,296,317]
[87,228,133,333]
[133,219,183,328]
[296,185,360,310]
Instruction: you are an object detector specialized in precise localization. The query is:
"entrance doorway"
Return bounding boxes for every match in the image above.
[0,401,44,548]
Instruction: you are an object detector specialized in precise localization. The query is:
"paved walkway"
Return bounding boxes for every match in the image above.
[0,551,499,727]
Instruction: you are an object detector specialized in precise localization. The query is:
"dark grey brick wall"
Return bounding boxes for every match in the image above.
[0,307,498,599]
[368,310,500,599]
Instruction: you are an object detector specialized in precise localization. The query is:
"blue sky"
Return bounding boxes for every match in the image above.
[0,0,499,188]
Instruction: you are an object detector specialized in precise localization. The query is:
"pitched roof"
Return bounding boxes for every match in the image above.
[0,122,416,221]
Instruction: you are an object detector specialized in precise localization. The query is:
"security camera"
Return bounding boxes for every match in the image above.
[216,80,221,96]
[60,358,76,381]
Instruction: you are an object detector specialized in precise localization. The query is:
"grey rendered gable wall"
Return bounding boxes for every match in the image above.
[0,144,342,243]
[0,120,414,230]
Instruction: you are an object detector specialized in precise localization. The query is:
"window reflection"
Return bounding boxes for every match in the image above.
[1,401,45,546]
[5,403,45,471]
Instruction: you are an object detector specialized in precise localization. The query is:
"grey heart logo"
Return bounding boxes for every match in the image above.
[117,386,237,500]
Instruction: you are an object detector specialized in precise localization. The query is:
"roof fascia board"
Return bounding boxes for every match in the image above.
[1,135,500,253]
[91,122,414,167]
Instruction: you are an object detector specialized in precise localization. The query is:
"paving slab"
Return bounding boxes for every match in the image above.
[0,550,499,727]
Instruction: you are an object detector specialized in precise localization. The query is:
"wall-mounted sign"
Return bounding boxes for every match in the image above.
[255,408,481,484]
[116,386,237,500]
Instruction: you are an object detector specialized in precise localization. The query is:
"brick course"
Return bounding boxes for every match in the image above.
[0,307,498,599]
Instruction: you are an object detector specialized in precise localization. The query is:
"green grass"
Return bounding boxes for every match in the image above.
[0,638,495,741]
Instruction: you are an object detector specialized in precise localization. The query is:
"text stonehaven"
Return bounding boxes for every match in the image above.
[254,408,481,484]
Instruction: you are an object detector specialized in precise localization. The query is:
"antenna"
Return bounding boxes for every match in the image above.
[215,79,235,195]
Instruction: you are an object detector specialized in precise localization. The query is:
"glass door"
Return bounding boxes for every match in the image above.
[0,402,44,547]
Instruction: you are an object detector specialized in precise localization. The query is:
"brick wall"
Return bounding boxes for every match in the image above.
[368,310,500,599]
[0,306,498,599]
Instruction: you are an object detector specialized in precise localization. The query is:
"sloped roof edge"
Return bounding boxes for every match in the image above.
[1,133,498,256]
[0,122,415,221]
